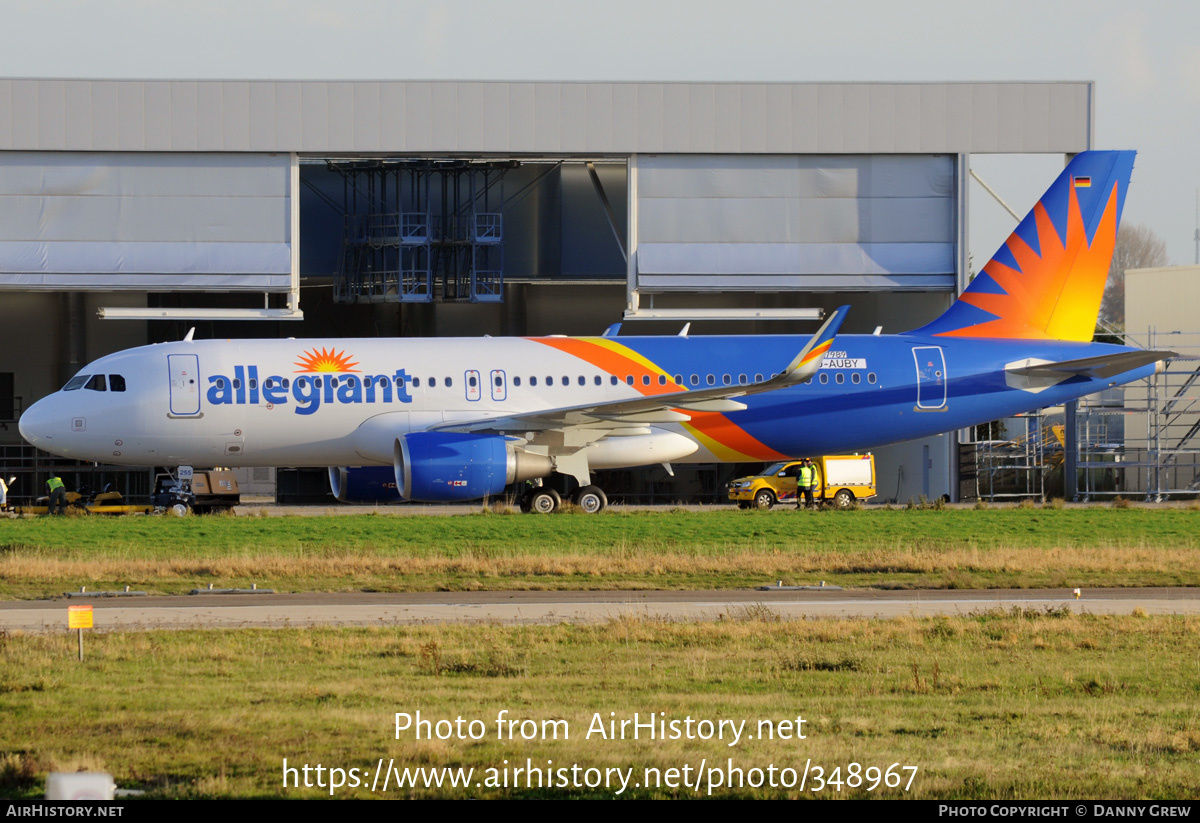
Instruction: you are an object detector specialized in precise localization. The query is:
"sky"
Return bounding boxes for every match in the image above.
[1,0,1197,267]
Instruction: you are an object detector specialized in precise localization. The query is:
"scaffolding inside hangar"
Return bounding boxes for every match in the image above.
[328,159,517,305]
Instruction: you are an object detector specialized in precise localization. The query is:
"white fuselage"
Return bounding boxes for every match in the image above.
[18,337,707,468]
[19,332,1160,476]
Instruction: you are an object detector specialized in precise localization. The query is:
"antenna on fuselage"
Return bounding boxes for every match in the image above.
[183,327,195,342]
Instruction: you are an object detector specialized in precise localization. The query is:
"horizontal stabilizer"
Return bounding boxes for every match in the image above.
[1007,350,1175,380]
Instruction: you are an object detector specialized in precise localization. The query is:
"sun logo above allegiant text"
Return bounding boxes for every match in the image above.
[294,347,361,373]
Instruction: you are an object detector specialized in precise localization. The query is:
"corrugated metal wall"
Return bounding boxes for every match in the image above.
[636,154,955,291]
[0,152,293,290]
[0,80,1091,155]
[0,80,1091,296]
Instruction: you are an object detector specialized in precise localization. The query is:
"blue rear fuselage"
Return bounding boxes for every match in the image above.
[605,332,1152,457]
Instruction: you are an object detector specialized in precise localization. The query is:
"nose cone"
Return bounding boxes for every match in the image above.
[19,395,65,451]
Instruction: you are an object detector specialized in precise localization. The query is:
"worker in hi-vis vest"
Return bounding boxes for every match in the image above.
[796,458,815,510]
[46,475,66,515]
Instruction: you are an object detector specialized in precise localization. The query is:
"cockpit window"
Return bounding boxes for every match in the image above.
[109,375,126,392]
[63,375,89,391]
[84,374,107,392]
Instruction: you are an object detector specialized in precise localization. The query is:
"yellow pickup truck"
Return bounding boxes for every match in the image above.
[728,454,876,510]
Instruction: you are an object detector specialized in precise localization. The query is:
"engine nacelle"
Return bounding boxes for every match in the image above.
[394,432,553,502]
[328,466,400,503]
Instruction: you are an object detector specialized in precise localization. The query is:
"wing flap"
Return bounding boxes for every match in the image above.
[672,398,748,412]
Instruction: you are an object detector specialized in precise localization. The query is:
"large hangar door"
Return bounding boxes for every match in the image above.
[634,154,955,292]
[0,152,293,292]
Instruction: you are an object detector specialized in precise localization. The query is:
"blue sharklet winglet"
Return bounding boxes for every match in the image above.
[777,305,850,386]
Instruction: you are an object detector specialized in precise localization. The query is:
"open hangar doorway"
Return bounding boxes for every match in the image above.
[292,156,630,340]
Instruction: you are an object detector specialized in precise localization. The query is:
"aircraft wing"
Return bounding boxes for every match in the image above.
[1006,350,1176,381]
[434,305,850,436]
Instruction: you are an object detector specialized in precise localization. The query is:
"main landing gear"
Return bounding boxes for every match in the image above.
[573,485,608,514]
[521,488,560,514]
[519,483,608,514]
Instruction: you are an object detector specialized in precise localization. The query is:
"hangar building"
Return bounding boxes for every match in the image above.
[0,79,1095,503]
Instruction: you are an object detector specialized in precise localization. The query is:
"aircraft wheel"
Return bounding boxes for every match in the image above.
[170,503,190,517]
[529,489,560,514]
[574,485,607,514]
[753,490,776,510]
[519,493,533,513]
[832,489,855,509]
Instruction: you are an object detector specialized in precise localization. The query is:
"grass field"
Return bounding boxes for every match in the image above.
[4,508,1199,800]
[2,610,1198,799]
[2,507,1199,598]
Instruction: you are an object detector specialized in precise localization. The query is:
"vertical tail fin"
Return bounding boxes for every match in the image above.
[913,150,1135,341]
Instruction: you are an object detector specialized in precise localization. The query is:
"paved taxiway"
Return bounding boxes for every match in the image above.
[2,588,1198,632]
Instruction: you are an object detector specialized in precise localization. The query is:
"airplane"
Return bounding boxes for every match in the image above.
[18,150,1174,513]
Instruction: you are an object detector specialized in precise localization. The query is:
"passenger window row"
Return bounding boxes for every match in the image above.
[510,375,617,387]
[214,375,448,391]
[804,373,878,385]
[65,369,878,396]
[301,371,878,391]
[493,374,780,389]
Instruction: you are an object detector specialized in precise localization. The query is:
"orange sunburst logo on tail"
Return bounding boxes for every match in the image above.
[914,151,1135,342]
[941,182,1119,342]
[293,347,360,373]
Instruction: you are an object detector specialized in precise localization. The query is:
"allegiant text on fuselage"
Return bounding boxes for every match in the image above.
[207,366,414,415]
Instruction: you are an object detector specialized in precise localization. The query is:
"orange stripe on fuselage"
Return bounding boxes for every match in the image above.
[531,337,682,397]
[529,337,789,462]
[682,414,789,462]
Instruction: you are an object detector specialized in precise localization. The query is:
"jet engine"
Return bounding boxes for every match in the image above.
[327,466,399,503]
[394,431,553,502]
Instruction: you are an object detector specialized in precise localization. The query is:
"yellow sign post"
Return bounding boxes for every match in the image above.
[67,605,93,661]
